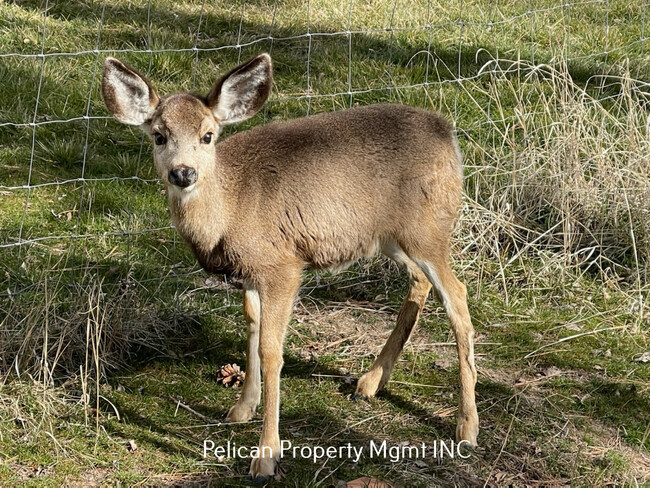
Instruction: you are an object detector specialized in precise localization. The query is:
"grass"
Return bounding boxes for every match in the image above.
[1,0,649,486]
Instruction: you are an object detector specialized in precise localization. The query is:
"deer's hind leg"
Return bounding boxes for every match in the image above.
[354,243,432,399]
[410,249,478,447]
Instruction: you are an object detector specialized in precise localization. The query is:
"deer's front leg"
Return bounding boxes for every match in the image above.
[248,267,302,482]
[226,287,261,422]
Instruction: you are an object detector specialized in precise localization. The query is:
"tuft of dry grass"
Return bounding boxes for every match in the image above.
[451,58,649,321]
[0,261,203,382]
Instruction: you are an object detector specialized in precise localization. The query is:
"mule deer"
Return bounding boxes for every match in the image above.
[102,53,478,481]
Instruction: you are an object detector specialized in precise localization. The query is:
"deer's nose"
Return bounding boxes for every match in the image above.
[169,167,197,188]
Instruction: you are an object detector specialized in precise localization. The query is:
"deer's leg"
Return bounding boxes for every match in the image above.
[354,258,431,399]
[413,254,478,447]
[226,287,261,422]
[248,267,302,481]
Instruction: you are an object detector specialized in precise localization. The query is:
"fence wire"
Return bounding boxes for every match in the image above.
[0,0,648,270]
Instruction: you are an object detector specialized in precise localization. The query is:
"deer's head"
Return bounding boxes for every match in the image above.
[102,54,272,196]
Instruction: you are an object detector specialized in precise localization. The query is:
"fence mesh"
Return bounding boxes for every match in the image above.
[0,0,648,376]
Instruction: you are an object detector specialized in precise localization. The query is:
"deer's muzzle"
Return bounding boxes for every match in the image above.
[169,167,197,188]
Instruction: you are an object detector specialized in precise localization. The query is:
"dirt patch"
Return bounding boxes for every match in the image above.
[66,468,110,488]
[567,418,650,483]
[290,300,442,362]
[290,300,502,375]
[11,463,54,481]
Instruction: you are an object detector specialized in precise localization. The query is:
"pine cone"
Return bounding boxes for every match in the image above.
[216,363,246,388]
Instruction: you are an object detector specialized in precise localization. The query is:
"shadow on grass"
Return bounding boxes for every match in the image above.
[581,378,650,450]
[102,350,649,485]
[11,0,648,80]
[102,352,485,487]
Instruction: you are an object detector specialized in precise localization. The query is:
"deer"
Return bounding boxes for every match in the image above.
[101,53,478,482]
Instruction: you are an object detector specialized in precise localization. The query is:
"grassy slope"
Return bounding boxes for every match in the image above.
[0,0,649,486]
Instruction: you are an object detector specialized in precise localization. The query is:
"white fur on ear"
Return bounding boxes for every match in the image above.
[209,54,272,125]
[102,57,159,127]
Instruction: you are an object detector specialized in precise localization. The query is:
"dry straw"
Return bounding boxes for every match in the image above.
[456,57,648,320]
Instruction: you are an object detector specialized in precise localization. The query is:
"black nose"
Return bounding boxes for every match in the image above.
[169,167,197,188]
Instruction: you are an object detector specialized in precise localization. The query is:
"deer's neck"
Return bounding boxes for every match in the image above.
[168,172,230,257]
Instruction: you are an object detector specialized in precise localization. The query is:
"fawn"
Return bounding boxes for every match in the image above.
[102,53,478,481]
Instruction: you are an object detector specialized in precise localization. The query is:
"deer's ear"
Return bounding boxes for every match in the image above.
[206,53,272,125]
[102,57,160,127]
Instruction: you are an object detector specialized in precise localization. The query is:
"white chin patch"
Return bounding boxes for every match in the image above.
[169,183,198,202]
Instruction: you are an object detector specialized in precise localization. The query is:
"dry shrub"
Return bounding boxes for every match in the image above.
[0,269,198,383]
[458,59,649,286]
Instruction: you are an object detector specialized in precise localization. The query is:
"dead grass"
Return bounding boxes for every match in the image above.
[455,57,649,321]
[0,265,200,381]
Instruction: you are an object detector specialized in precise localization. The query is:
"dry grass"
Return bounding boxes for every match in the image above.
[452,58,649,321]
[0,262,202,381]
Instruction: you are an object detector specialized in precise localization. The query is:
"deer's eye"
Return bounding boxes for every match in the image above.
[154,132,167,145]
[201,132,213,144]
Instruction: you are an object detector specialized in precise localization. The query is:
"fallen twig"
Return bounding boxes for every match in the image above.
[168,396,219,424]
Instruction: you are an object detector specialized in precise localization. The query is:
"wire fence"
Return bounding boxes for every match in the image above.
[1,0,648,381]
[1,0,648,310]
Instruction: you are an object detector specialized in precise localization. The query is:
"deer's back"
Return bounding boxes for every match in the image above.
[216,104,463,270]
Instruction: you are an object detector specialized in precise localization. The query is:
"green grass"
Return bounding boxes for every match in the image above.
[1,0,649,486]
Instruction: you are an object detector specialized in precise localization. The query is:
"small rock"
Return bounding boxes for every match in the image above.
[633,351,650,363]
[204,276,219,287]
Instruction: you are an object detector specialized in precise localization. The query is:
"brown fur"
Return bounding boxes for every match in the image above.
[102,54,478,481]
[176,104,461,277]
